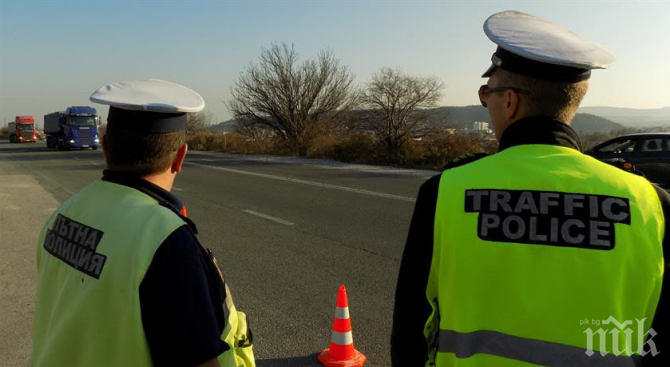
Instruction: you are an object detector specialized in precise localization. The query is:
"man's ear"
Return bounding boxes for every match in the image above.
[505,89,522,120]
[172,143,188,174]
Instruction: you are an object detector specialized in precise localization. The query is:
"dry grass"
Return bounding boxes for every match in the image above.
[187,130,497,170]
[406,133,498,169]
[187,132,274,155]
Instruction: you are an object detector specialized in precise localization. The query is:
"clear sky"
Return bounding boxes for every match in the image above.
[1,0,669,126]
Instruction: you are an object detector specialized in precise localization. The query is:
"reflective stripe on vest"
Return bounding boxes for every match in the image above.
[426,145,664,366]
[436,329,635,366]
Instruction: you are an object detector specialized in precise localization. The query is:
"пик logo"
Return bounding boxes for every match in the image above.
[583,316,659,357]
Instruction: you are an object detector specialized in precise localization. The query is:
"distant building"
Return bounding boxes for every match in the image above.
[472,121,489,131]
[460,121,493,134]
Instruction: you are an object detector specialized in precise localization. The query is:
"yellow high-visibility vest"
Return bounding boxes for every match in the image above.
[33,180,254,367]
[426,145,664,366]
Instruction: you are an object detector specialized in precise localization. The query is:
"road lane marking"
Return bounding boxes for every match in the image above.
[172,187,184,191]
[189,151,436,178]
[243,209,295,225]
[185,162,416,203]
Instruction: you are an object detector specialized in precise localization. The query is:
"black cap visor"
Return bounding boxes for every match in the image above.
[482,64,498,78]
[482,47,591,82]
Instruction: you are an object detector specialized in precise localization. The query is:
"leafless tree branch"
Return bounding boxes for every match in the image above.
[358,67,444,155]
[227,43,356,156]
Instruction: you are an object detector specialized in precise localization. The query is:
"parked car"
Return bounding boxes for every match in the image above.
[585,133,670,190]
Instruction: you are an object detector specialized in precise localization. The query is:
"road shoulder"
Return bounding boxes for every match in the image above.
[0,165,61,366]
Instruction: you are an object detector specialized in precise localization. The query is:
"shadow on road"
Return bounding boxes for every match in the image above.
[0,153,103,162]
[0,145,52,154]
[257,353,322,367]
[0,142,102,162]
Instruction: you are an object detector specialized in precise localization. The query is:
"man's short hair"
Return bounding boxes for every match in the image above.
[498,69,589,122]
[103,123,185,176]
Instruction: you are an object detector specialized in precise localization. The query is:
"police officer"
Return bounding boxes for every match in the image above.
[391,11,668,366]
[33,79,254,367]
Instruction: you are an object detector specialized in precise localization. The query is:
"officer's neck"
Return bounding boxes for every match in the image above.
[141,170,177,193]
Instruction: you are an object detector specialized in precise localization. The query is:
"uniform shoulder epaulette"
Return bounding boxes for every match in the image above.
[442,153,490,171]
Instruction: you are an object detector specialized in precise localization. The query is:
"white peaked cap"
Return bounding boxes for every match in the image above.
[482,11,616,81]
[90,79,205,113]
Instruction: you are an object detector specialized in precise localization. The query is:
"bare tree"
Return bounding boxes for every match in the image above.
[359,67,444,155]
[234,118,274,143]
[187,110,212,132]
[227,43,356,156]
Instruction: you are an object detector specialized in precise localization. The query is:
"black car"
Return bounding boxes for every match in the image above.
[585,133,670,189]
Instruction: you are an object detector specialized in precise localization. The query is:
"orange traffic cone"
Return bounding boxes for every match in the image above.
[318,285,367,367]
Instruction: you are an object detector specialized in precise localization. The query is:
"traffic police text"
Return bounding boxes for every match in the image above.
[465,190,631,249]
[44,214,106,278]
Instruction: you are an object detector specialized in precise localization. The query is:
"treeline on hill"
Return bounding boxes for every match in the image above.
[424,107,625,132]
[187,107,635,170]
[188,122,499,170]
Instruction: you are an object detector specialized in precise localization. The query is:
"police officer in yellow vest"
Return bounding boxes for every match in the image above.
[391,11,668,366]
[33,79,254,367]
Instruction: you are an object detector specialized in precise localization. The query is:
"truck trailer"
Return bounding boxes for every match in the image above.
[45,106,100,150]
[8,116,37,143]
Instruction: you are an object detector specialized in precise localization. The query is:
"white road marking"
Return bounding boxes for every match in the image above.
[189,151,436,178]
[172,187,184,191]
[185,162,416,203]
[243,209,295,226]
[89,162,101,166]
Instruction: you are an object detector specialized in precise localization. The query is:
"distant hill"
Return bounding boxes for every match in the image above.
[210,119,238,132]
[578,106,670,128]
[425,106,623,132]
[425,106,489,129]
[571,113,625,132]
[212,106,626,133]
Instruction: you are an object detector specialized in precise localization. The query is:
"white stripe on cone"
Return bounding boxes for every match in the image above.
[335,307,350,319]
[331,331,354,346]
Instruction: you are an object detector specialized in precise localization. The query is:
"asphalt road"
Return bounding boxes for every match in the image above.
[0,141,436,366]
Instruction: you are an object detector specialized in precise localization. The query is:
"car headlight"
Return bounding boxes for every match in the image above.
[69,140,75,144]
